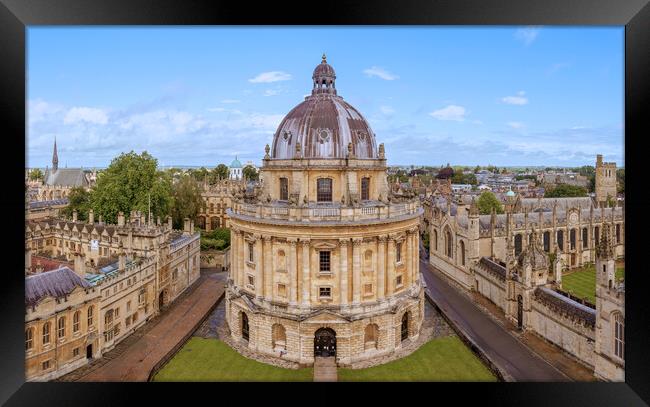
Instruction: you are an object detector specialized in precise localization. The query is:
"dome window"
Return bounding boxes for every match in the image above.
[357,131,366,141]
[283,131,291,141]
[318,129,330,144]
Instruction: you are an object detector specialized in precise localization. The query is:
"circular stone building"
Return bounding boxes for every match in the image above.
[226,55,424,366]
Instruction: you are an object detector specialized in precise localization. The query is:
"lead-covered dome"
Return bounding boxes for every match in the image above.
[270,55,378,160]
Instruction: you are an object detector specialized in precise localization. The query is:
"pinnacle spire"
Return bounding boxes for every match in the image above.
[52,136,59,172]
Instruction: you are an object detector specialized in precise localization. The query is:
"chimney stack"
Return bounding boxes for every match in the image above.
[183,218,191,235]
[73,252,85,276]
[98,214,103,224]
[72,210,78,222]
[88,209,94,224]
[118,211,125,227]
[140,212,146,226]
[35,261,44,274]
[118,243,126,272]
[157,216,161,226]
[168,216,173,230]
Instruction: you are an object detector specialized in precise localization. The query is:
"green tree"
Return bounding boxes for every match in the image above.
[90,151,173,224]
[200,227,231,250]
[617,168,625,193]
[544,183,588,198]
[477,191,504,215]
[451,172,477,185]
[171,175,205,229]
[61,187,91,221]
[211,164,229,182]
[29,168,44,181]
[242,165,259,181]
[473,165,481,173]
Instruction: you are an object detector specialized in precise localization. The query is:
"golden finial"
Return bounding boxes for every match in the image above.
[322,53,327,63]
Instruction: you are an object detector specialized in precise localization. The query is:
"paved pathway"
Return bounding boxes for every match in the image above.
[420,259,569,382]
[313,357,338,382]
[75,272,225,382]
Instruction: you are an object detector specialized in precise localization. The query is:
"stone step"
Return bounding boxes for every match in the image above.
[313,357,338,382]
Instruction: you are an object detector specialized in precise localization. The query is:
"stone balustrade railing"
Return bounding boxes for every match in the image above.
[230,200,420,223]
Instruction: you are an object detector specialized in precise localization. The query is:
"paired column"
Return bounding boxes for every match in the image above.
[339,239,349,306]
[288,238,298,305]
[230,229,238,285]
[263,235,273,301]
[238,233,246,289]
[352,238,362,305]
[301,239,311,306]
[387,236,396,296]
[377,235,387,301]
[405,233,412,287]
[254,235,263,298]
[411,228,420,285]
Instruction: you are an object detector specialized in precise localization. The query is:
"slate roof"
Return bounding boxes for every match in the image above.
[28,198,69,209]
[43,168,89,187]
[25,266,91,307]
[534,286,596,328]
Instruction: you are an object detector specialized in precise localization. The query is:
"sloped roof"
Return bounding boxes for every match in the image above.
[43,168,89,187]
[25,266,91,307]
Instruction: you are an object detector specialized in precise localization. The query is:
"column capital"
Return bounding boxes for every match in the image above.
[300,238,311,247]
[378,234,388,242]
[338,238,350,246]
[286,237,298,244]
[252,233,262,240]
[262,235,273,242]
[352,237,363,246]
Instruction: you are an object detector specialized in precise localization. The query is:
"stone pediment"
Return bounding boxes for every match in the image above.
[303,309,350,324]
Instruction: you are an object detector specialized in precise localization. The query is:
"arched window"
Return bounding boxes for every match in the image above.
[433,229,438,252]
[445,229,453,258]
[42,322,50,344]
[241,312,249,341]
[364,324,379,350]
[460,240,466,266]
[614,312,624,359]
[543,231,550,252]
[73,311,81,333]
[57,317,66,338]
[557,230,564,251]
[396,242,402,263]
[248,242,254,263]
[26,327,34,350]
[279,177,288,201]
[582,228,588,248]
[616,224,621,243]
[272,324,286,350]
[317,178,332,202]
[570,229,576,250]
[594,226,600,244]
[361,177,370,201]
[87,306,94,327]
[514,234,522,256]
[401,312,409,341]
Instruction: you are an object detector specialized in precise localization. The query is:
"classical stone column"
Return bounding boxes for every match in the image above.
[288,238,298,305]
[352,238,362,304]
[254,235,264,299]
[387,237,396,296]
[377,235,387,300]
[339,239,349,306]
[231,229,239,286]
[239,233,246,289]
[405,232,412,287]
[301,239,311,306]
[263,235,273,302]
[411,228,420,285]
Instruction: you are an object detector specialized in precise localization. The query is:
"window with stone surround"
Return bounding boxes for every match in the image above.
[361,177,370,200]
[514,234,522,256]
[616,224,621,243]
[248,242,254,263]
[319,286,332,298]
[317,178,332,202]
[277,283,287,297]
[582,228,588,248]
[396,242,402,263]
[319,251,331,273]
[248,275,255,287]
[396,274,403,287]
[364,283,373,295]
[42,360,50,370]
[25,328,33,350]
[280,177,289,201]
[614,312,624,359]
[57,316,66,338]
[557,230,564,251]
[73,311,80,333]
[570,229,576,250]
[87,306,94,327]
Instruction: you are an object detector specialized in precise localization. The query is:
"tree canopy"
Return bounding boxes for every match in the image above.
[212,164,229,181]
[89,151,173,224]
[451,172,477,185]
[242,165,259,181]
[544,183,588,198]
[61,187,91,221]
[477,191,504,215]
[29,168,44,181]
[617,168,624,193]
[171,175,205,229]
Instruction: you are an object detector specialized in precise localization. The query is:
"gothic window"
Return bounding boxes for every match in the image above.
[514,234,523,256]
[361,177,370,201]
[614,312,624,359]
[42,322,50,345]
[594,226,600,244]
[248,242,254,262]
[319,251,331,273]
[73,311,80,333]
[543,231,550,252]
[58,317,66,338]
[557,230,564,251]
[317,178,332,202]
[616,224,621,243]
[460,240,466,266]
[445,229,453,258]
[280,177,289,201]
[582,228,588,249]
[434,229,438,252]
[396,242,402,263]
[570,229,576,250]
[87,306,94,327]
[26,328,33,350]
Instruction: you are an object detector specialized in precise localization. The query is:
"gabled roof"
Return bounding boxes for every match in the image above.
[25,266,91,307]
[43,168,89,187]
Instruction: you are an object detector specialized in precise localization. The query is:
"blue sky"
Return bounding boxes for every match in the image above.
[27,26,624,168]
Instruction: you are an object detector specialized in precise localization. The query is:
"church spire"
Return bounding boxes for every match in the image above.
[52,137,59,172]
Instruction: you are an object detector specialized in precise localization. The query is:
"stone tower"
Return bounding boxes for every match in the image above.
[595,154,617,206]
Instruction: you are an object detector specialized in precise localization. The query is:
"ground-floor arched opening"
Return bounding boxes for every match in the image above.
[314,327,336,357]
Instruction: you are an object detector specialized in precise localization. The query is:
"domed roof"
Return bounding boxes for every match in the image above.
[270,56,378,160]
[506,189,516,197]
[230,157,242,168]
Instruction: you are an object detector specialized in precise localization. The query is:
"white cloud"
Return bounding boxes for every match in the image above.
[248,71,292,83]
[507,121,525,129]
[501,91,528,105]
[64,107,109,125]
[220,99,240,104]
[514,26,541,46]
[380,105,395,115]
[263,89,281,97]
[429,105,467,121]
[363,66,399,81]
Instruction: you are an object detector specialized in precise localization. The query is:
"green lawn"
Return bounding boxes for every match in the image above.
[338,336,497,382]
[563,264,625,304]
[152,338,313,382]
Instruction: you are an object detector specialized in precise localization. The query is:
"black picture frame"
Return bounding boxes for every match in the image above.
[1,0,648,405]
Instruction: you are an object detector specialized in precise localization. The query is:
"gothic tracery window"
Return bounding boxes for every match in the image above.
[614,312,624,359]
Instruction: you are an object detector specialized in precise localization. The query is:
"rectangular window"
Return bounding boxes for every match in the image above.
[570,229,576,250]
[57,318,65,338]
[319,251,331,273]
[42,360,50,370]
[73,348,79,357]
[115,307,120,318]
[280,177,289,201]
[396,275,403,287]
[364,283,373,294]
[278,284,287,297]
[582,228,588,249]
[248,242,254,262]
[396,242,402,263]
[126,316,131,327]
[317,178,332,202]
[361,177,370,201]
[616,224,621,243]
[319,287,331,298]
[127,301,131,312]
[248,275,255,286]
